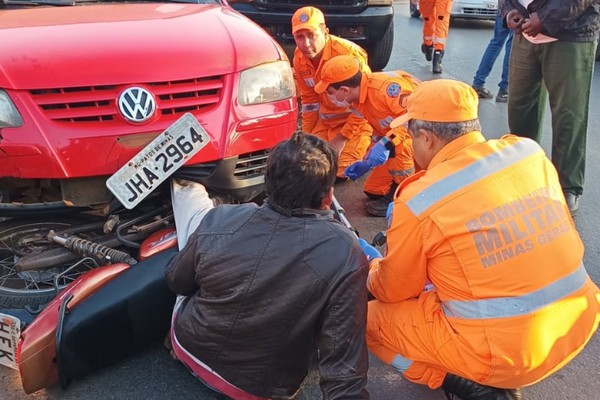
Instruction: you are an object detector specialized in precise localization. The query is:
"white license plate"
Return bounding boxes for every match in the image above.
[0,313,20,370]
[106,113,210,209]
[485,2,497,9]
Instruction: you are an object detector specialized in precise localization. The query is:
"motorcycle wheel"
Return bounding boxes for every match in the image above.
[0,217,101,311]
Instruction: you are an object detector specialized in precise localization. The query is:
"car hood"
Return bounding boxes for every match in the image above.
[0,3,282,89]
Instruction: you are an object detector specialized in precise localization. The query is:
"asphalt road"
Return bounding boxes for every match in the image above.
[2,2,600,399]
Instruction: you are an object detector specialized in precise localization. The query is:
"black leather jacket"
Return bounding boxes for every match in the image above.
[165,202,370,399]
[500,0,600,42]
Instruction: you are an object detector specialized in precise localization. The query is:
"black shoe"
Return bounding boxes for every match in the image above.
[432,50,444,74]
[442,374,522,400]
[496,89,508,103]
[365,182,398,217]
[472,85,493,99]
[564,191,580,216]
[421,43,434,61]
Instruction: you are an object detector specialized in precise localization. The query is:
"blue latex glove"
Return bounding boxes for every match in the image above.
[343,138,390,180]
[365,138,391,167]
[344,160,371,180]
[386,201,394,227]
[358,238,382,262]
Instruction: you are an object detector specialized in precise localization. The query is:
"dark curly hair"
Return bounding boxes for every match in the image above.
[265,132,337,214]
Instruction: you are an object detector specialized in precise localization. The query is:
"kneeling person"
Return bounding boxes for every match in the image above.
[165,133,370,400]
[314,55,420,217]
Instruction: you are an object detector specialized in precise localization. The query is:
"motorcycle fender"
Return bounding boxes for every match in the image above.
[138,227,177,261]
[18,263,130,394]
[55,248,177,388]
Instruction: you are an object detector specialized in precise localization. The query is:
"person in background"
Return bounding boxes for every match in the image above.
[292,6,373,180]
[165,133,370,400]
[419,0,453,73]
[471,9,513,102]
[314,55,421,217]
[499,0,599,215]
[361,79,600,400]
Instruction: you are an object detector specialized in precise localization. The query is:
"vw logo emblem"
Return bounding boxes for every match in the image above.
[118,86,157,123]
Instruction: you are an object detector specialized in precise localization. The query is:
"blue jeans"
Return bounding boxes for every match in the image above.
[472,14,513,91]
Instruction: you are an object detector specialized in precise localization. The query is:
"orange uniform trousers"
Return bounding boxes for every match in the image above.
[312,119,372,178]
[363,130,416,197]
[420,0,452,50]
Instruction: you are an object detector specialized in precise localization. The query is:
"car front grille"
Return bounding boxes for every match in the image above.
[233,150,270,179]
[461,8,497,17]
[255,0,367,13]
[29,75,224,123]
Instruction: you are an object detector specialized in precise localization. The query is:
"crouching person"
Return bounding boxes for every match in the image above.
[165,133,370,400]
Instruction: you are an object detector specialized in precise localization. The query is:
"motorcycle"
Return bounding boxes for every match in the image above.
[0,114,215,393]
[0,114,383,394]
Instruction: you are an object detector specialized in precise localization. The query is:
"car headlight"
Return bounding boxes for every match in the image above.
[0,90,23,128]
[238,61,295,106]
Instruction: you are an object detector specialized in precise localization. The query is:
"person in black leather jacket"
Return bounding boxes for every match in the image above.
[164,133,370,400]
[499,0,599,216]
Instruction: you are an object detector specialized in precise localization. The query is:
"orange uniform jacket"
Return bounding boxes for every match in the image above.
[367,132,600,388]
[355,71,420,190]
[293,35,371,139]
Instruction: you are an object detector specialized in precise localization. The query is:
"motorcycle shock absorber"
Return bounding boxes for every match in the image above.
[48,231,138,266]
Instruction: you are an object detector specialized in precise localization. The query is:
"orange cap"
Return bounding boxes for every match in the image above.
[390,79,479,128]
[292,6,325,34]
[314,55,360,94]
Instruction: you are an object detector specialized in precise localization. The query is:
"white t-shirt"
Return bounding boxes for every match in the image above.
[518,0,558,43]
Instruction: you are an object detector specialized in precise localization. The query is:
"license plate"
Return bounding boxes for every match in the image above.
[0,313,20,370]
[106,113,210,209]
[485,2,497,9]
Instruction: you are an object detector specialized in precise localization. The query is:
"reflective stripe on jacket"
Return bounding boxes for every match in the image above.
[369,131,600,387]
[293,35,370,137]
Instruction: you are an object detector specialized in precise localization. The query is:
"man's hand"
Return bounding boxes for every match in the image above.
[358,238,382,262]
[506,9,527,34]
[343,138,390,180]
[522,12,542,37]
[329,134,348,155]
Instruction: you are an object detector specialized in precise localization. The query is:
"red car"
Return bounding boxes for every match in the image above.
[0,0,297,309]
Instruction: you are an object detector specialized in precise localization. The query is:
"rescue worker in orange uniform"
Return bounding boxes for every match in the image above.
[419,0,452,73]
[359,79,600,400]
[292,6,373,179]
[314,55,421,217]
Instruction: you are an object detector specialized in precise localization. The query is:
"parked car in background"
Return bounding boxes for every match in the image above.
[410,0,497,20]
[229,0,395,71]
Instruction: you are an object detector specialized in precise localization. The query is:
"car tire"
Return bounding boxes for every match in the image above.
[367,23,394,71]
[410,3,421,18]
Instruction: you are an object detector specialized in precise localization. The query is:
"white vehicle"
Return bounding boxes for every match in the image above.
[410,0,497,20]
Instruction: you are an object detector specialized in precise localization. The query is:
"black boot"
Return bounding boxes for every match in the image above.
[442,374,522,400]
[432,50,444,74]
[365,182,398,217]
[421,43,434,61]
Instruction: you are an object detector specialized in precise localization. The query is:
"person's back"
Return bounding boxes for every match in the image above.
[364,79,599,399]
[165,133,370,400]
[391,132,599,386]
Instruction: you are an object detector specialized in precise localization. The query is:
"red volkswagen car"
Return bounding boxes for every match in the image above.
[0,0,297,310]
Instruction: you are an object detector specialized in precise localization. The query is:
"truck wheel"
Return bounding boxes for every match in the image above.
[410,3,421,18]
[368,23,394,71]
[0,218,99,310]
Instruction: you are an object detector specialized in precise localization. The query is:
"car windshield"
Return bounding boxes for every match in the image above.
[1,0,218,6]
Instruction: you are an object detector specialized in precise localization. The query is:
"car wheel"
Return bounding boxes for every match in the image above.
[410,2,421,18]
[367,23,394,71]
